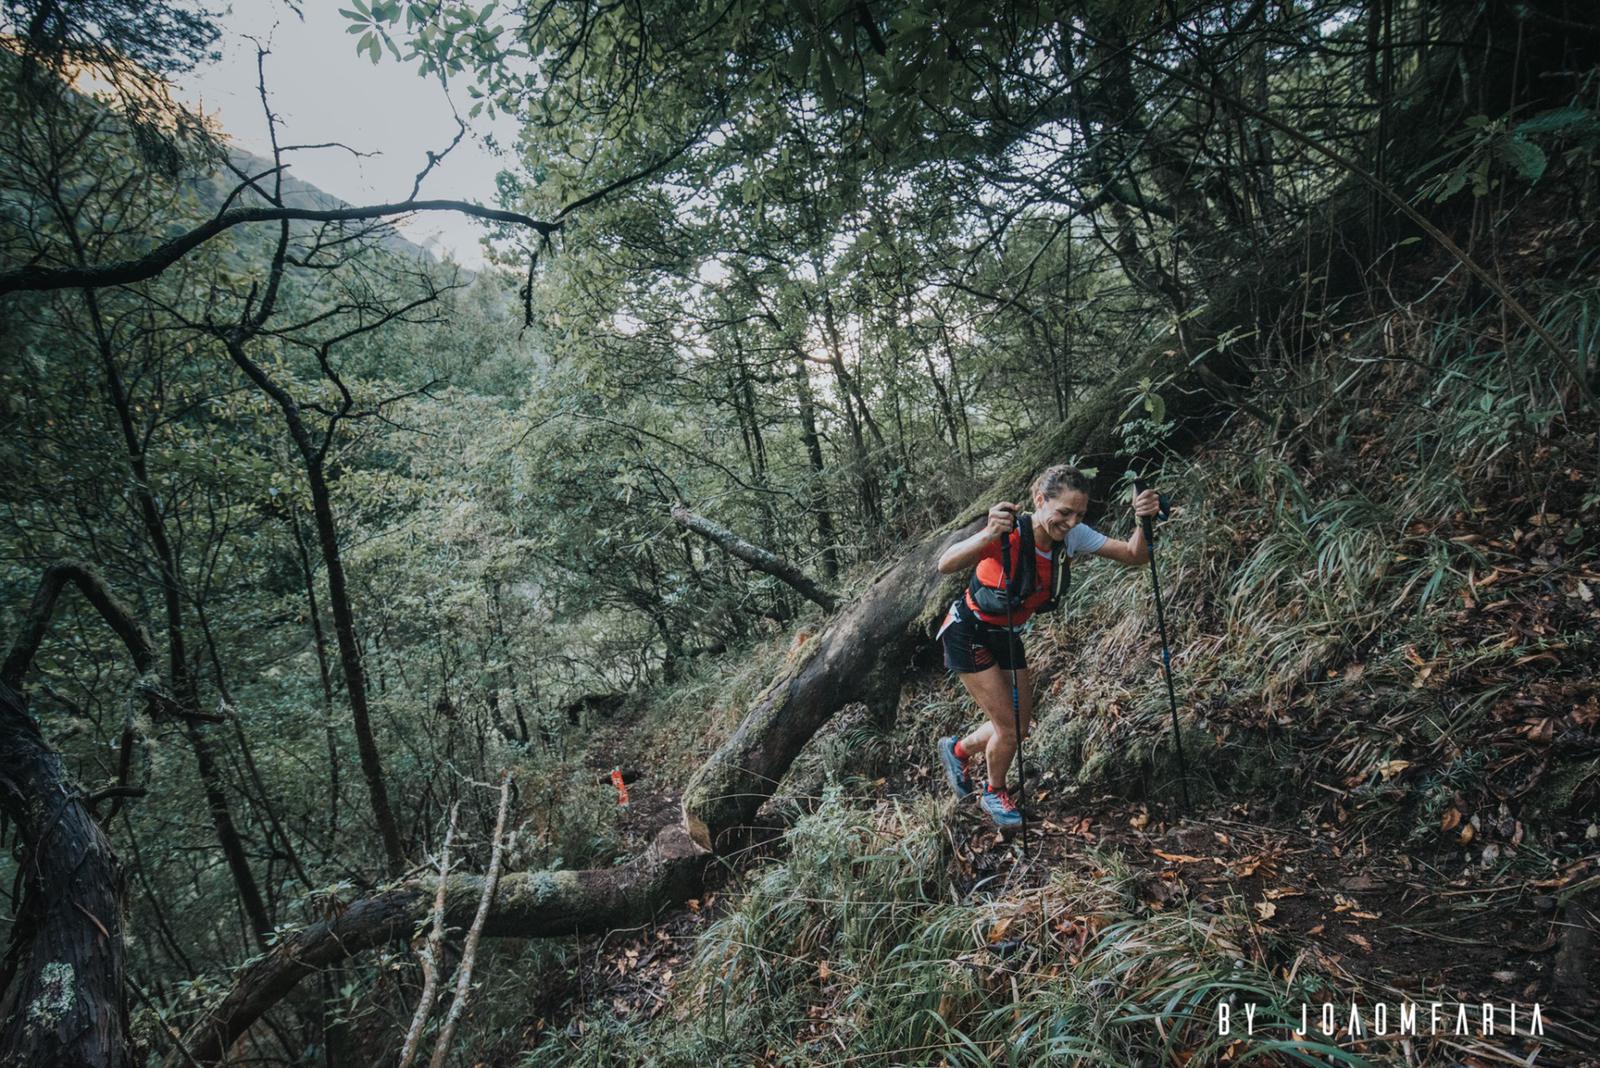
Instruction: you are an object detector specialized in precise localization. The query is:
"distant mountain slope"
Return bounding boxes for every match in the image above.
[182,144,456,267]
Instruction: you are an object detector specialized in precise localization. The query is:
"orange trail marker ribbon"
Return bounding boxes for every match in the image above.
[610,768,629,808]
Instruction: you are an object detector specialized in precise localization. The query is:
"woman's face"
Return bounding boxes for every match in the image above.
[1034,488,1088,544]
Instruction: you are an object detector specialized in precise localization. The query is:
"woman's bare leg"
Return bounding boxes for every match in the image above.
[955,666,1032,790]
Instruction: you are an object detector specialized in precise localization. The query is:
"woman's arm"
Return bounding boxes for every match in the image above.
[1091,487,1161,567]
[937,502,1018,573]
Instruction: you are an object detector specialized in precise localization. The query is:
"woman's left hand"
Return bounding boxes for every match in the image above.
[1132,486,1161,519]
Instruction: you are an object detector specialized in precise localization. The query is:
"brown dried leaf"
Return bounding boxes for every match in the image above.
[1378,759,1412,781]
[1152,850,1206,864]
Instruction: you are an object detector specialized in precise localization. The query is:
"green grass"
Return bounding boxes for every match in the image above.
[521,791,1351,1067]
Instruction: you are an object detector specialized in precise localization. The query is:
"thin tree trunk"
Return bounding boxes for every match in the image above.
[220,335,407,878]
[290,509,342,837]
[79,286,273,950]
[305,454,406,876]
[791,354,840,579]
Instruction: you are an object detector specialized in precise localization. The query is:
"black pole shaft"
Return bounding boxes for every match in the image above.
[1135,479,1190,811]
[1145,539,1190,810]
[1002,515,1026,851]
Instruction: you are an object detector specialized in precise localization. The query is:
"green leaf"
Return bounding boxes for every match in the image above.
[1435,168,1467,202]
[817,52,838,108]
[1499,137,1547,183]
[788,35,812,82]
[1516,106,1593,136]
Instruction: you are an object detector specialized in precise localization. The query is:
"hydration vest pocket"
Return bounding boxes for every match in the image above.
[967,512,1069,618]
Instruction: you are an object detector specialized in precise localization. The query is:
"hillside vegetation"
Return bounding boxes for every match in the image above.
[498,213,1600,1066]
[1,2,1597,1067]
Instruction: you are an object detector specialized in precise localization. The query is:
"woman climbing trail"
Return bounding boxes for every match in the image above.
[935,465,1162,829]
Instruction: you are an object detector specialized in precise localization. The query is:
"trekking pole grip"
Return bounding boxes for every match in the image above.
[1133,476,1156,545]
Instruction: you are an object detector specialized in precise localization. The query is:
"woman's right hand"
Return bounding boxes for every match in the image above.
[985,502,1019,541]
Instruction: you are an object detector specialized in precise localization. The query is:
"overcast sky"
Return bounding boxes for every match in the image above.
[175,2,519,267]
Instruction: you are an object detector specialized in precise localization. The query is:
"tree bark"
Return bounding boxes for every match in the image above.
[0,684,129,1068]
[671,504,837,612]
[0,562,175,1068]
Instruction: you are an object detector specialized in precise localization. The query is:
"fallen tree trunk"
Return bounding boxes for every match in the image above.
[671,503,837,612]
[181,823,707,1064]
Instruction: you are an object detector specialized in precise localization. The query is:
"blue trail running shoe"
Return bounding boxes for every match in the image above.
[978,784,1023,830]
[938,736,974,800]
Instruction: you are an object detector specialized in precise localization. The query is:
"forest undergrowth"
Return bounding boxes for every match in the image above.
[490,214,1600,1068]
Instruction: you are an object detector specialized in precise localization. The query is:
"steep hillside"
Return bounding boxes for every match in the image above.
[496,207,1600,1067]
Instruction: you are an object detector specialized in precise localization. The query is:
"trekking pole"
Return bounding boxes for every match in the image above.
[1134,477,1190,812]
[1001,507,1026,851]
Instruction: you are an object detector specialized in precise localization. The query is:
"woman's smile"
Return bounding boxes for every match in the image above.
[1034,489,1089,544]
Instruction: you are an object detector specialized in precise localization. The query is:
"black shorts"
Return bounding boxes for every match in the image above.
[937,601,1026,674]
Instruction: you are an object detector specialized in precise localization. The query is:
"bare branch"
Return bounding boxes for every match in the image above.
[0,201,558,297]
[427,774,512,1068]
[2,560,155,688]
[397,804,458,1068]
[670,504,837,612]
[0,559,225,722]
[409,118,468,201]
